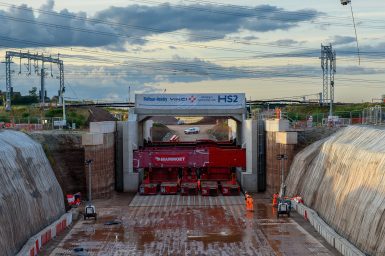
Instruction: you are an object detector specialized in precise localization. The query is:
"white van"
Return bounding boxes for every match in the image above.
[184,127,200,134]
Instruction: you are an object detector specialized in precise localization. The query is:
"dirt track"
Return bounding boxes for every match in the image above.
[168,124,216,141]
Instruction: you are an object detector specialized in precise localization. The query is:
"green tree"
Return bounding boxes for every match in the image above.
[29,87,38,97]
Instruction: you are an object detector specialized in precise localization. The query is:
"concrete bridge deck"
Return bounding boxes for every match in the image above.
[49,193,339,256]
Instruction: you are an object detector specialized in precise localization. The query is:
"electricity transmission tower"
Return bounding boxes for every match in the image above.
[320,44,336,116]
[4,51,64,111]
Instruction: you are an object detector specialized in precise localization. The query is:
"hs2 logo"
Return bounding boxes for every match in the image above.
[218,95,238,103]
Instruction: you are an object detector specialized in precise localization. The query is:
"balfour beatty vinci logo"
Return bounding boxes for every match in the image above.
[143,96,167,102]
[189,95,197,103]
[170,97,187,102]
[169,95,197,103]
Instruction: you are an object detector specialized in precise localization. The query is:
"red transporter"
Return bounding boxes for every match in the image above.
[133,140,246,196]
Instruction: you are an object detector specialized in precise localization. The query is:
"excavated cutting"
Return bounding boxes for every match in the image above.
[286,125,385,255]
[0,130,65,256]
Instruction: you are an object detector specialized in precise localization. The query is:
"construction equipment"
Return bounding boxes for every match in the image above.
[277,201,290,218]
[84,159,97,220]
[134,140,246,196]
[220,173,240,196]
[84,205,97,220]
[276,153,291,217]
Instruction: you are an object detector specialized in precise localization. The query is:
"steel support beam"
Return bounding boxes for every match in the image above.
[5,56,11,111]
[4,51,64,110]
[320,44,336,115]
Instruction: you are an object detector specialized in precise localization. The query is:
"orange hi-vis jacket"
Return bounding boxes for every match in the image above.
[272,193,279,206]
[246,195,254,211]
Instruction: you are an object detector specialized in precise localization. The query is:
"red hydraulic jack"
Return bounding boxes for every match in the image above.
[180,182,198,195]
[160,182,178,194]
[180,169,198,195]
[139,171,158,195]
[220,173,240,196]
[201,181,219,196]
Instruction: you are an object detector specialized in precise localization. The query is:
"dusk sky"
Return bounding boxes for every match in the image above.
[0,0,384,102]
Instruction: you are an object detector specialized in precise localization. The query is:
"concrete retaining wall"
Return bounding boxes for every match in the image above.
[239,119,259,192]
[265,119,289,132]
[82,133,103,146]
[115,121,125,192]
[84,132,115,199]
[276,132,298,145]
[90,121,116,134]
[16,212,73,256]
[292,201,365,256]
[265,131,296,194]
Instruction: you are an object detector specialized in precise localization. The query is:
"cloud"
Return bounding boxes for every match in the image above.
[243,36,259,41]
[0,1,322,48]
[330,35,357,45]
[273,39,306,46]
[97,3,321,43]
[229,35,259,41]
[0,3,120,48]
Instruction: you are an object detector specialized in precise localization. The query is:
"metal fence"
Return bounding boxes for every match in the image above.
[0,116,80,131]
[252,109,366,129]
[362,105,385,125]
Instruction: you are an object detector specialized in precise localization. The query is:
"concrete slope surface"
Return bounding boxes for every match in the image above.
[286,125,385,255]
[0,130,65,256]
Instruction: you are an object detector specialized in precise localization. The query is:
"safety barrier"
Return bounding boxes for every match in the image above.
[292,201,365,256]
[16,212,73,256]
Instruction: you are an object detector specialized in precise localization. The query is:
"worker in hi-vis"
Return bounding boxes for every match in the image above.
[245,192,254,212]
[272,193,279,207]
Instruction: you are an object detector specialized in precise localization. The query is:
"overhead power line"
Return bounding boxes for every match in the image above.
[1,1,385,56]
[1,36,385,88]
[129,0,385,30]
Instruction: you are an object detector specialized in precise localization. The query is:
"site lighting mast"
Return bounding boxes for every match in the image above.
[277,154,288,198]
[320,44,336,118]
[340,0,351,5]
[84,159,97,220]
[340,0,361,64]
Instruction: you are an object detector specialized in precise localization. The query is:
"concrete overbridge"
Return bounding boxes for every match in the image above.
[119,93,262,195]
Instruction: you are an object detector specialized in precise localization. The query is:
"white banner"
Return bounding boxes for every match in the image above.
[135,93,245,109]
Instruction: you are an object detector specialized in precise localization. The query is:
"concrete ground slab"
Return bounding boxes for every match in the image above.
[49,193,339,256]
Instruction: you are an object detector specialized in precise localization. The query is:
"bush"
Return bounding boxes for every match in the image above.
[66,110,87,128]
[45,108,63,117]
[0,114,10,122]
